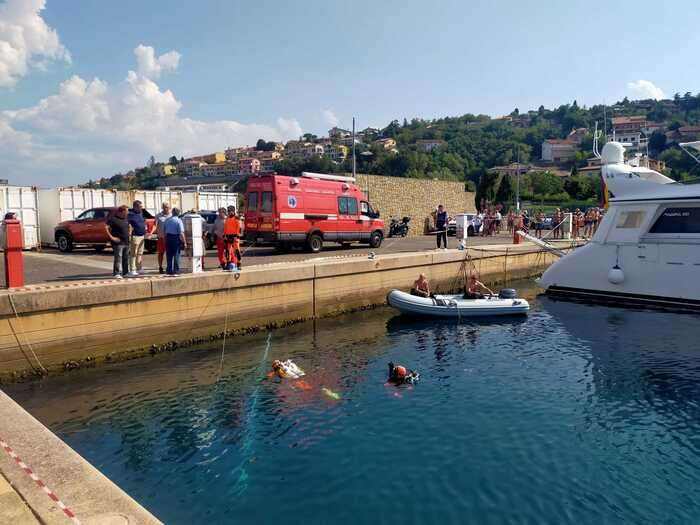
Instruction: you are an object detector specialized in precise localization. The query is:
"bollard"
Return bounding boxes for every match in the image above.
[3,218,24,288]
[183,213,204,273]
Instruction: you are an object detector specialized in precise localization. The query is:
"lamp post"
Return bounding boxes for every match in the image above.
[515,146,521,211]
[352,117,356,179]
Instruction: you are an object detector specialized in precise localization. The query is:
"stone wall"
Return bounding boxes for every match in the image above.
[354,174,476,236]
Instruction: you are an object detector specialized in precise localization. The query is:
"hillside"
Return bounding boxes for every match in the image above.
[90,93,700,209]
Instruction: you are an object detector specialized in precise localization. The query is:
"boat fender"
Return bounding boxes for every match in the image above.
[608,265,625,285]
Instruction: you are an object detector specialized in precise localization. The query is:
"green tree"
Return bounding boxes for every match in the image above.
[495,173,514,206]
[648,130,667,154]
[168,156,179,165]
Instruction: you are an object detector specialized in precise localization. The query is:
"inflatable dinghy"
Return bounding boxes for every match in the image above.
[387,289,529,318]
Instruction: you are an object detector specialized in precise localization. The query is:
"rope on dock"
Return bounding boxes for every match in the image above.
[7,294,46,374]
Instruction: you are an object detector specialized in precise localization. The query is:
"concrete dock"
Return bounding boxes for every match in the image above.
[0,390,162,524]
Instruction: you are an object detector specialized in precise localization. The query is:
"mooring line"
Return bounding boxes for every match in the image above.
[7,294,47,374]
[229,331,272,497]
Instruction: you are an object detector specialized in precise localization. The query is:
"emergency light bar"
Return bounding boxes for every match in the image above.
[301,172,356,183]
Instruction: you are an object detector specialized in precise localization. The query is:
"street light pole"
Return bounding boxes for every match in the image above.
[352,117,356,179]
[516,146,521,211]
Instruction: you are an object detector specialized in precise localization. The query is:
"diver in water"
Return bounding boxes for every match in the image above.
[387,362,420,385]
[270,359,305,379]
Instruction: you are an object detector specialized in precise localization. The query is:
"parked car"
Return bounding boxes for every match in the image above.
[447,213,480,236]
[244,172,384,253]
[54,207,156,252]
[199,210,217,249]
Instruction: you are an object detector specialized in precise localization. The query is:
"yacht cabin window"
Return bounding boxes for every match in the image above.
[649,207,700,234]
[616,211,645,229]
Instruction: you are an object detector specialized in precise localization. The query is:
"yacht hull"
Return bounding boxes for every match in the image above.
[540,241,700,312]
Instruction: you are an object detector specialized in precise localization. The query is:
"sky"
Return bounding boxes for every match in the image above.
[1,0,699,186]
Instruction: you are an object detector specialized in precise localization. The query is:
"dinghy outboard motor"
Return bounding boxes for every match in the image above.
[499,288,517,299]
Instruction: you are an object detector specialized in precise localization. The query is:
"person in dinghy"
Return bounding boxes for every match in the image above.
[410,273,431,298]
[463,274,495,300]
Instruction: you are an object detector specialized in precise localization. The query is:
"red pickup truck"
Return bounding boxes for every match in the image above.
[54,207,157,252]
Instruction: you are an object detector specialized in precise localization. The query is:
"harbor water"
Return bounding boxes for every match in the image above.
[6,282,700,524]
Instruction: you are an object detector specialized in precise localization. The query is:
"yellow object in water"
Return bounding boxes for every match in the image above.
[322,387,340,400]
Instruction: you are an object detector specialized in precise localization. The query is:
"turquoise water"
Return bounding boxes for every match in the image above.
[6,288,700,524]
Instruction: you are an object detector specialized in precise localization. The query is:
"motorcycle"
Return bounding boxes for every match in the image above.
[388,216,411,237]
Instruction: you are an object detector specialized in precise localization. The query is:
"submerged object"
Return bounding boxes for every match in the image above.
[322,387,341,400]
[387,289,529,318]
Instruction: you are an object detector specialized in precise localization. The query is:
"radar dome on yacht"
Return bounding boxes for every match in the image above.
[601,142,625,165]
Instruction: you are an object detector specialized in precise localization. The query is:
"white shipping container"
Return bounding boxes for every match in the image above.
[0,186,40,249]
[197,192,238,212]
[131,190,182,215]
[38,188,118,246]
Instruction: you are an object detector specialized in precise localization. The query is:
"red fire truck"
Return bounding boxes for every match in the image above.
[244,172,385,253]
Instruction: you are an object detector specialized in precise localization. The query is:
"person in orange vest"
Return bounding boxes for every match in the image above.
[223,205,242,271]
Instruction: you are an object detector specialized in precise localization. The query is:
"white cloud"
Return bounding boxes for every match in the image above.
[134,44,180,80]
[0,0,71,87]
[2,44,303,185]
[322,109,338,127]
[627,80,665,101]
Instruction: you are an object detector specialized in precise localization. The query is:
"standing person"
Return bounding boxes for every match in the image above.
[223,205,241,271]
[105,205,131,279]
[153,202,171,274]
[552,208,562,240]
[433,205,448,249]
[583,208,593,238]
[127,200,146,276]
[592,207,601,235]
[572,209,580,239]
[495,209,502,234]
[213,207,227,270]
[507,211,514,234]
[535,210,545,239]
[164,207,186,275]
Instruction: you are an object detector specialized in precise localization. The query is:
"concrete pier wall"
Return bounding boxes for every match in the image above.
[0,246,556,379]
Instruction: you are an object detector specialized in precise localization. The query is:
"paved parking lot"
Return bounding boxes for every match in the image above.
[3,234,518,285]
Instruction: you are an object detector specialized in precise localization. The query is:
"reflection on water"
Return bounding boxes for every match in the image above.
[6,282,700,525]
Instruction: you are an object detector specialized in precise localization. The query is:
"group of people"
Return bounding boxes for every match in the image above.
[105,201,243,278]
[500,207,605,240]
[207,206,243,271]
[105,200,158,278]
[478,207,502,237]
[411,272,494,300]
[571,207,603,239]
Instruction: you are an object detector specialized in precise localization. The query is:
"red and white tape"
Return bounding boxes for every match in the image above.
[0,437,80,524]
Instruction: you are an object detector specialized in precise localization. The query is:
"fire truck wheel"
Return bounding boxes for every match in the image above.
[307,233,323,253]
[369,231,383,248]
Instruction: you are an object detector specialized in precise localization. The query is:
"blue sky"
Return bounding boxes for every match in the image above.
[1,0,699,186]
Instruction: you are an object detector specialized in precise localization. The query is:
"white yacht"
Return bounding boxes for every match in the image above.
[539,141,700,310]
